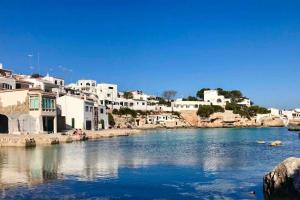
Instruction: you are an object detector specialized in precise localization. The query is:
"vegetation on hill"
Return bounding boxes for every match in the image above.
[157,97,172,106]
[112,108,137,118]
[197,105,225,118]
[182,96,198,101]
[196,88,210,99]
[108,113,115,127]
[225,102,270,119]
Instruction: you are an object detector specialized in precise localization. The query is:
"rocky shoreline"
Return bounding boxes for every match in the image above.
[0,125,289,147]
[0,129,143,147]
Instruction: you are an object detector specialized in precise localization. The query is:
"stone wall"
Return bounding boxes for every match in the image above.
[0,98,29,115]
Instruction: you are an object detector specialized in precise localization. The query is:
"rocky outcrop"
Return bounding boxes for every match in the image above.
[264,157,300,200]
[180,110,259,128]
[288,119,300,131]
[261,117,285,127]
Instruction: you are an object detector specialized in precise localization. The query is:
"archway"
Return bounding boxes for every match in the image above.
[0,114,9,133]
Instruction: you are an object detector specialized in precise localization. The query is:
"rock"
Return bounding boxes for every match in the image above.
[270,140,282,147]
[264,157,300,200]
[262,117,285,127]
[257,141,266,144]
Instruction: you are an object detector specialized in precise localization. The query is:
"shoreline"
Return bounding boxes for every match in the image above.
[0,126,290,148]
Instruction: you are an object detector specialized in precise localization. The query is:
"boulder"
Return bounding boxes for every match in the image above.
[257,141,266,144]
[270,140,282,147]
[264,157,300,200]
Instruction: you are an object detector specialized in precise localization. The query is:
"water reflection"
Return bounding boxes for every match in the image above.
[0,128,298,196]
[0,146,62,189]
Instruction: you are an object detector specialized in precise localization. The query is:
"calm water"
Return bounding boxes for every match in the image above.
[0,128,299,200]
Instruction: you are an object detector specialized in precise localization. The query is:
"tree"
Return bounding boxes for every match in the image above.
[197,105,224,118]
[108,113,115,127]
[225,102,270,119]
[182,96,198,101]
[162,90,177,101]
[196,88,210,99]
[123,92,133,99]
[158,98,171,106]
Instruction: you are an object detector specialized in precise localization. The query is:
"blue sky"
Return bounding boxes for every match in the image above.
[0,0,299,108]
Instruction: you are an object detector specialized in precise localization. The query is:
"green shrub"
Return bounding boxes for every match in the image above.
[197,105,225,118]
[113,107,137,118]
[108,113,115,127]
[182,96,198,101]
[225,102,270,119]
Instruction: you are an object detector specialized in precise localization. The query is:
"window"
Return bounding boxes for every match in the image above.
[29,96,39,110]
[130,103,134,107]
[60,81,63,86]
[90,107,93,112]
[108,86,114,89]
[55,80,57,85]
[100,108,104,114]
[107,94,111,97]
[85,106,89,112]
[2,83,12,90]
[42,97,56,111]
[86,83,90,87]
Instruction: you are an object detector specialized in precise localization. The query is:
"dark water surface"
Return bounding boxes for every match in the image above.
[0,128,299,200]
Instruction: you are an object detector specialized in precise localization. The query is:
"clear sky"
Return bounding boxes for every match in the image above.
[0,0,299,108]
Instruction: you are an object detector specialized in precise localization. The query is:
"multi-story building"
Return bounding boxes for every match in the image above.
[204,90,231,106]
[0,89,57,134]
[96,83,118,105]
[57,94,108,131]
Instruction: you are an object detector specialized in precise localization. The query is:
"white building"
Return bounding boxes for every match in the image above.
[67,81,118,106]
[57,95,108,130]
[0,89,57,134]
[172,99,211,111]
[146,114,181,126]
[204,90,231,106]
[97,83,118,105]
[0,64,16,90]
[237,98,251,107]
[22,76,59,93]
[42,73,65,88]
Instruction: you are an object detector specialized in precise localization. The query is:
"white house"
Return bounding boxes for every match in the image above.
[42,73,65,88]
[97,83,118,105]
[130,90,152,101]
[172,99,211,111]
[237,98,251,107]
[204,90,231,106]
[147,114,178,125]
[0,64,16,90]
[0,89,57,134]
[57,95,109,130]
[22,76,59,93]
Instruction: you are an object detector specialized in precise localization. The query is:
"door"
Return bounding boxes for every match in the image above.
[86,120,92,130]
[43,116,54,133]
[0,114,8,133]
[71,118,75,128]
